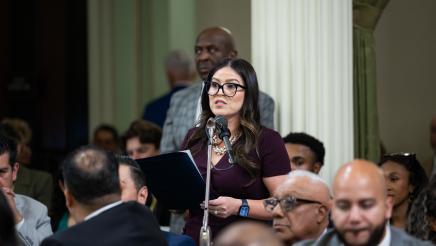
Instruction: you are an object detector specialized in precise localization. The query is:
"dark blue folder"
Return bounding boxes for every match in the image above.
[136,151,217,210]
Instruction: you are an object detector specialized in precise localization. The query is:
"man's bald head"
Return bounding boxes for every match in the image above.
[271,170,331,244]
[196,27,236,52]
[214,221,283,246]
[279,170,331,206]
[195,27,237,80]
[334,159,387,198]
[332,159,392,246]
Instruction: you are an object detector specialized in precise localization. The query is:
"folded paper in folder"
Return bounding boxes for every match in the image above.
[136,150,217,210]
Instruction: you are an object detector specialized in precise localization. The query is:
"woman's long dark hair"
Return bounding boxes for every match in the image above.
[407,174,436,243]
[187,58,262,179]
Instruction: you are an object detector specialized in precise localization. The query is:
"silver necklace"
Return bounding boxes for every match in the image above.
[211,133,238,155]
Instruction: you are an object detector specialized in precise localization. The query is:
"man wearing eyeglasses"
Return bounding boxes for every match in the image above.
[264,170,331,245]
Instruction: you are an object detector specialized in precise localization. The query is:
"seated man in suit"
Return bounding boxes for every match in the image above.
[0,134,52,246]
[117,155,195,246]
[298,160,432,246]
[1,120,54,210]
[265,170,330,245]
[282,132,325,174]
[41,145,166,246]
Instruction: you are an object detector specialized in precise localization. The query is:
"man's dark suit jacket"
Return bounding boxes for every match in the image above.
[41,201,167,246]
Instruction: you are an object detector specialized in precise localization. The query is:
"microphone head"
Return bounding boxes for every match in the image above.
[206,117,216,129]
[215,115,227,129]
[215,116,230,139]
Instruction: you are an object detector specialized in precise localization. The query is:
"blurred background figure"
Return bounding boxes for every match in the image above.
[0,191,19,246]
[142,50,196,128]
[0,119,54,211]
[93,124,120,154]
[122,120,161,160]
[379,153,428,229]
[1,118,32,165]
[407,174,436,244]
[214,221,283,246]
[282,132,325,174]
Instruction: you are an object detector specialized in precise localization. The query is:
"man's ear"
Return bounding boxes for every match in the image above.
[137,186,148,206]
[12,162,19,182]
[313,163,322,174]
[228,50,237,59]
[64,187,74,209]
[59,180,65,192]
[316,205,329,224]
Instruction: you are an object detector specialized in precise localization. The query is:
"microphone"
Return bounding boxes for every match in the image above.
[215,116,236,164]
[205,117,216,144]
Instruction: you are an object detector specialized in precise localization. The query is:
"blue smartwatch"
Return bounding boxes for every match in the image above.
[238,199,249,217]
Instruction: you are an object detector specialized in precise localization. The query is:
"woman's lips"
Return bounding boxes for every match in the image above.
[215,99,226,105]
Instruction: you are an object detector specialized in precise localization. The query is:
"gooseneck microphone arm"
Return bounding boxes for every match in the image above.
[215,116,236,164]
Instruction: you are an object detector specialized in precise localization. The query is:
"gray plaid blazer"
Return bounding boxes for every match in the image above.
[160,82,275,153]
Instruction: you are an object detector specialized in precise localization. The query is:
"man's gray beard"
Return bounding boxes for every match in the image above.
[336,220,387,246]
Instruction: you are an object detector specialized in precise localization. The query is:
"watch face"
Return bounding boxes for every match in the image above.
[239,206,249,217]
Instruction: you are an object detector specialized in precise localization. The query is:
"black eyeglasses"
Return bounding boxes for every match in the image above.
[263,196,321,213]
[204,81,246,97]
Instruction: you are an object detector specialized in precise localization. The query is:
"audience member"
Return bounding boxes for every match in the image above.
[282,132,325,174]
[407,174,436,244]
[121,120,168,224]
[41,145,166,246]
[423,116,436,176]
[143,50,196,128]
[214,221,284,246]
[301,160,431,245]
[93,124,120,153]
[0,121,54,210]
[0,190,19,246]
[162,26,276,234]
[264,170,330,245]
[117,155,196,246]
[1,118,32,165]
[182,58,290,243]
[117,156,148,205]
[379,153,428,229]
[121,120,161,159]
[0,134,52,246]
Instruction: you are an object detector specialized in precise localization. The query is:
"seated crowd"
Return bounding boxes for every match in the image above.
[1,120,435,245]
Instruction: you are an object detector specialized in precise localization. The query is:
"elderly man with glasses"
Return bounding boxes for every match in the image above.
[264,170,331,245]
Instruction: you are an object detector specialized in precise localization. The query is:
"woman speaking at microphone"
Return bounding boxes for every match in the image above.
[181,58,290,243]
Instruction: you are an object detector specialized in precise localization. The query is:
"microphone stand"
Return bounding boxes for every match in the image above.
[199,118,215,246]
